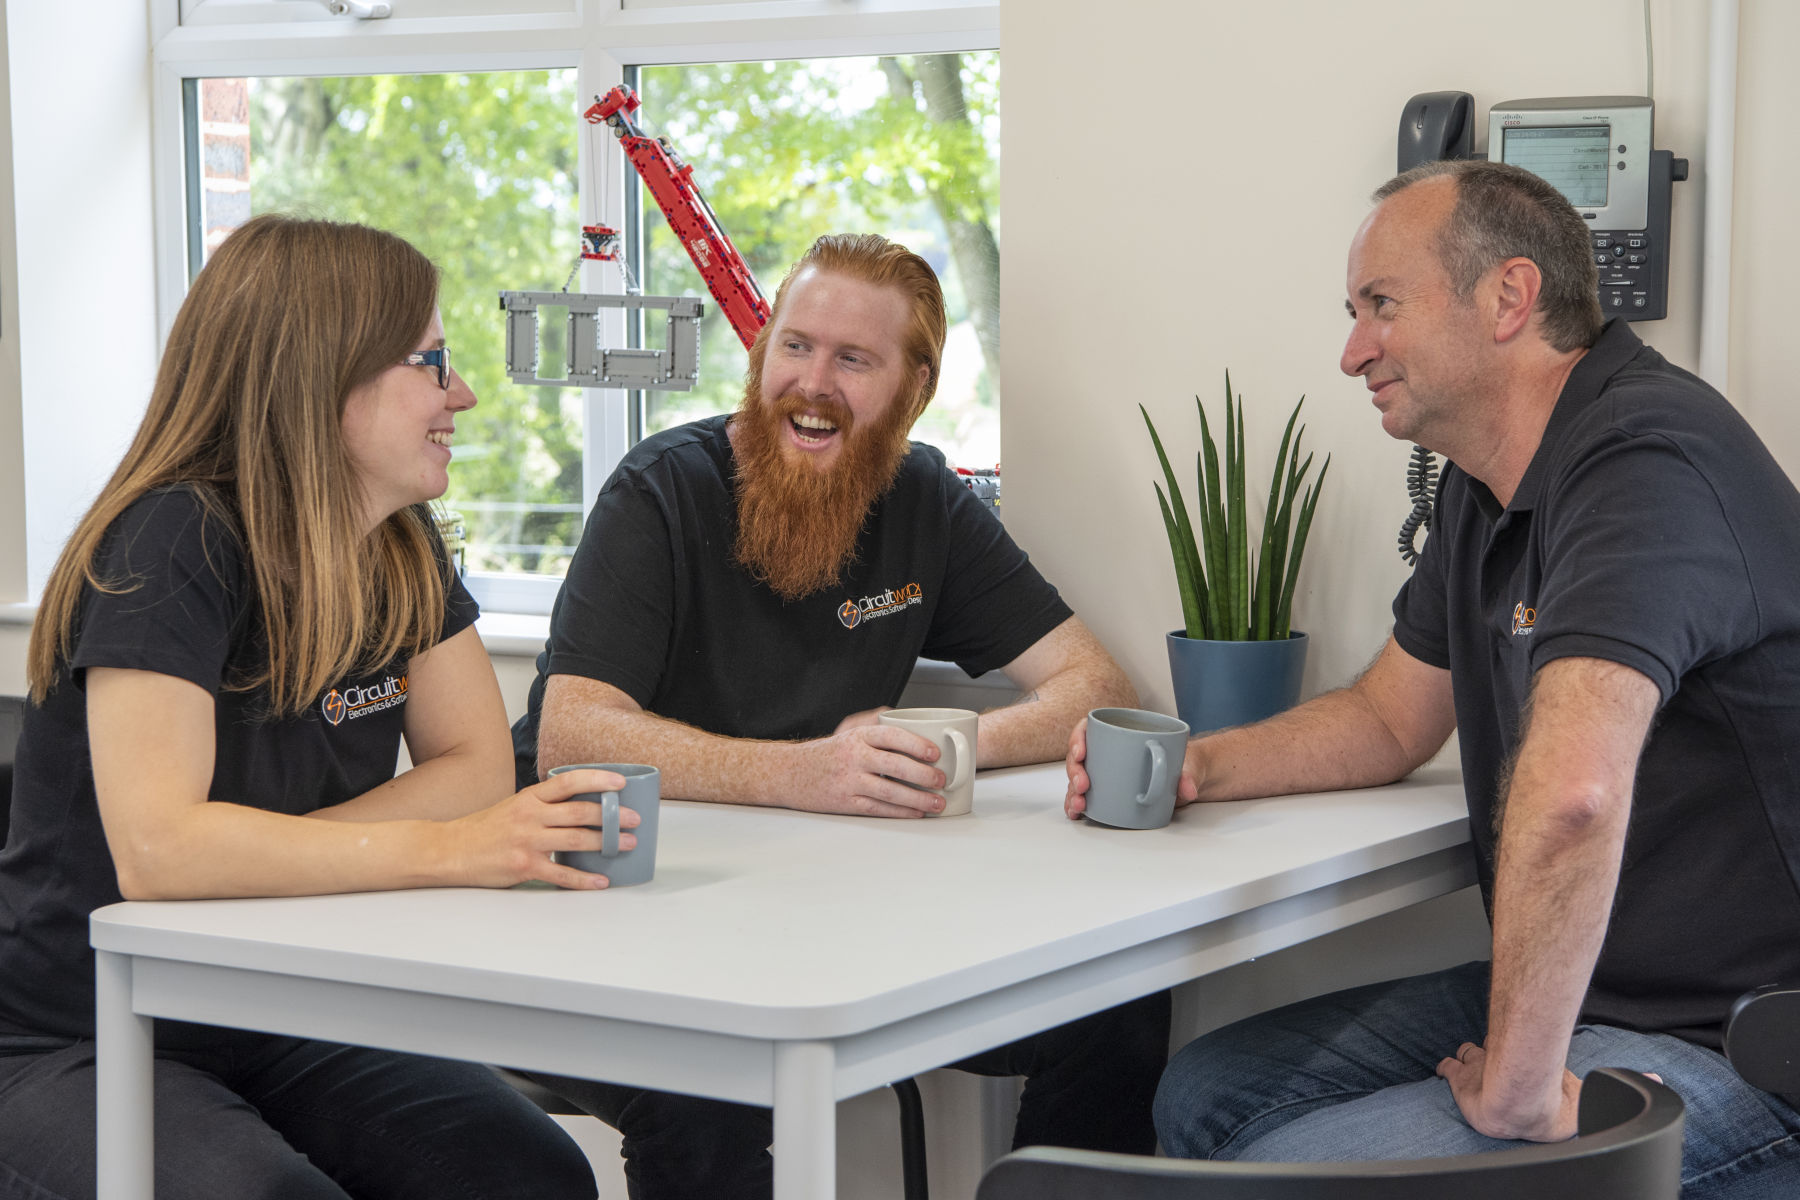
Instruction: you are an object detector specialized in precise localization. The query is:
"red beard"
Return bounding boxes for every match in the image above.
[730,377,917,601]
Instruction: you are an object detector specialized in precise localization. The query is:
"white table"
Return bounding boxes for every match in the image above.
[91,762,1474,1200]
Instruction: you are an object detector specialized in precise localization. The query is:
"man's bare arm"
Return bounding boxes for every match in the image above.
[1437,655,1657,1141]
[537,674,957,817]
[980,616,1136,768]
[1065,635,1455,818]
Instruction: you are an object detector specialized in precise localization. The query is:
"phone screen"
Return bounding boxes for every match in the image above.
[1502,125,1610,208]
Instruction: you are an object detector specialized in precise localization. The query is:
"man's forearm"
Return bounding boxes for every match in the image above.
[538,703,796,806]
[1185,636,1455,802]
[979,659,1136,769]
[1475,658,1650,1136]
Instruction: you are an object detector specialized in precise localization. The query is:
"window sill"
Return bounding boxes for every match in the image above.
[4,602,1008,698]
[475,611,551,659]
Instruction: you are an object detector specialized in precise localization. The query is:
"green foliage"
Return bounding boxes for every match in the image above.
[1142,374,1329,642]
[247,70,585,574]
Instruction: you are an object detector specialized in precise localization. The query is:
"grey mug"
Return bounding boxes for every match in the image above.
[547,763,661,887]
[1083,708,1190,830]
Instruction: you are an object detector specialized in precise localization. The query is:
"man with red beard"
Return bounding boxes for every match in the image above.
[509,233,1166,1198]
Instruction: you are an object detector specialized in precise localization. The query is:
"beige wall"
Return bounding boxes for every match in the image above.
[1729,1,1800,475]
[999,0,1755,714]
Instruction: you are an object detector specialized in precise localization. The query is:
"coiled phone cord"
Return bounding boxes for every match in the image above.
[1398,444,1438,565]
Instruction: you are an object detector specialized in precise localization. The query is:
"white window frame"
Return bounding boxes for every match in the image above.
[149,0,999,613]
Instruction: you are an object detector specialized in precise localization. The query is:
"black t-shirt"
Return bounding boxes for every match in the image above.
[512,415,1072,786]
[1393,320,1800,1048]
[0,487,477,1042]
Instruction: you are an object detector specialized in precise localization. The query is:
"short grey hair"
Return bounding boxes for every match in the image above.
[1374,159,1603,353]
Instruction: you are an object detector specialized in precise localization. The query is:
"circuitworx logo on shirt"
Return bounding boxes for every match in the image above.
[837,582,924,630]
[320,675,409,726]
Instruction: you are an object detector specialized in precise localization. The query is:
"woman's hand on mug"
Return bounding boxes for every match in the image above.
[441,768,638,890]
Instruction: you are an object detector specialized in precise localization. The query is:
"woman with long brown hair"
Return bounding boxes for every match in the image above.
[0,215,617,1198]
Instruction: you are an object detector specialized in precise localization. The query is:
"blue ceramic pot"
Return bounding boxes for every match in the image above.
[1165,630,1308,735]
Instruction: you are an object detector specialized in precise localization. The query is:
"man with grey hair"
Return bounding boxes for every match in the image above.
[1070,160,1800,1193]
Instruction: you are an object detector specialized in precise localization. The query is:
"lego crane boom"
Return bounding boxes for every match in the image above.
[584,85,772,351]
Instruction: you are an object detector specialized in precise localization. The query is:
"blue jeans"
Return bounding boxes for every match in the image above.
[0,1025,597,1200]
[1154,961,1800,1199]
[526,990,1172,1200]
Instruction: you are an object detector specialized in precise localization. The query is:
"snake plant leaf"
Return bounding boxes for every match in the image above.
[1195,400,1229,639]
[1155,483,1207,638]
[1276,455,1330,637]
[1143,405,1210,638]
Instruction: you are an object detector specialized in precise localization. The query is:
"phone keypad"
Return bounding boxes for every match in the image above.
[1593,230,1654,316]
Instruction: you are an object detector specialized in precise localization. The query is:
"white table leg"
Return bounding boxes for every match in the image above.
[772,1041,835,1200]
[95,949,154,1200]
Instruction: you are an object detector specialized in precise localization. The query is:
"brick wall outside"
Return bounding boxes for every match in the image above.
[198,78,250,259]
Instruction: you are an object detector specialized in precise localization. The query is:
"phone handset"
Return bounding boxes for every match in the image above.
[1392,93,1469,566]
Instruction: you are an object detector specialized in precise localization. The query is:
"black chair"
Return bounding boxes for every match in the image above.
[0,694,24,849]
[1725,984,1800,1097]
[976,1068,1682,1200]
[491,1067,932,1200]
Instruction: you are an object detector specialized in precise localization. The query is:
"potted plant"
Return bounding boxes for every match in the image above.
[1142,372,1329,733]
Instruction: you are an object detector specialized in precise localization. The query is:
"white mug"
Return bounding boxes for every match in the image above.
[877,707,978,816]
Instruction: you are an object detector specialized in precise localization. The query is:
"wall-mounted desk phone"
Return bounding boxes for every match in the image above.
[1398,91,1687,320]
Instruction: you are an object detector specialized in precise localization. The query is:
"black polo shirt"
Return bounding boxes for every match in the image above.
[0,487,477,1043]
[1393,320,1800,1048]
[512,415,1072,788]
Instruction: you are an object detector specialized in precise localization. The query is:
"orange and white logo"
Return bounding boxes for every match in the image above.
[838,582,924,630]
[320,674,409,726]
[1511,602,1537,636]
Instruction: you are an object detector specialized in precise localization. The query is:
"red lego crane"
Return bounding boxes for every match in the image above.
[583,85,772,351]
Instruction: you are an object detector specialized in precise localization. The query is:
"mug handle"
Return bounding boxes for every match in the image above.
[944,730,973,794]
[601,791,621,858]
[1137,741,1168,806]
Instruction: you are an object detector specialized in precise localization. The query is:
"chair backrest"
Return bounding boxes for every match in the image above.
[1725,984,1800,1096]
[975,1068,1684,1200]
[0,694,22,849]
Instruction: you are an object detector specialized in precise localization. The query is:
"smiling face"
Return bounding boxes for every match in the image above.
[728,266,932,600]
[753,266,930,472]
[1340,179,1492,448]
[340,311,477,531]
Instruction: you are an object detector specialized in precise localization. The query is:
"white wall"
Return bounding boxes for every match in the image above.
[1728,1,1800,473]
[4,1,159,603]
[0,2,23,603]
[1001,0,1730,713]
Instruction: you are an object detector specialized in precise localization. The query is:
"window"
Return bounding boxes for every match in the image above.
[629,52,1001,472]
[165,5,1000,614]
[187,71,587,582]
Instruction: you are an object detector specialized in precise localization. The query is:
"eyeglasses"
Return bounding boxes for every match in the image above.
[402,347,453,389]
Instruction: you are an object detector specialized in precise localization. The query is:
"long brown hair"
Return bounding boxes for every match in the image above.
[28,215,449,714]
